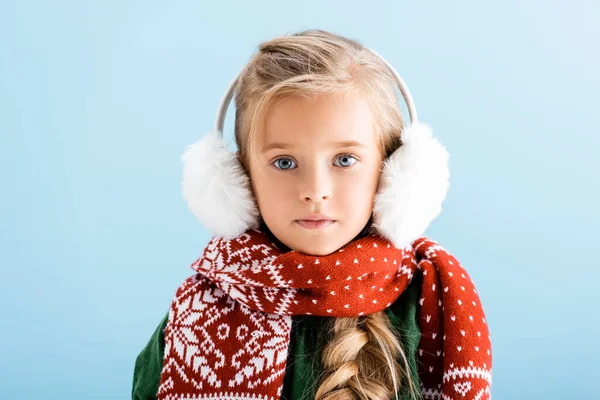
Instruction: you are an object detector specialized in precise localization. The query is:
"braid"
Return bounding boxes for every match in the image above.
[315,311,420,400]
[256,208,420,399]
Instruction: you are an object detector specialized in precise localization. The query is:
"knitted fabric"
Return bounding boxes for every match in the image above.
[157,229,492,399]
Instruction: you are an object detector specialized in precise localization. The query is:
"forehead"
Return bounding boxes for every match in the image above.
[258,93,379,151]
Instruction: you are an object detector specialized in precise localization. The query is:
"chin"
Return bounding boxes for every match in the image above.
[295,246,338,257]
[271,220,357,256]
[292,238,346,257]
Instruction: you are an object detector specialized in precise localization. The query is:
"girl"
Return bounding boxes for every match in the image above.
[132,29,492,400]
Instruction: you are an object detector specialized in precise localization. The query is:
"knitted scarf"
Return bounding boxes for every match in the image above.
[157,229,492,400]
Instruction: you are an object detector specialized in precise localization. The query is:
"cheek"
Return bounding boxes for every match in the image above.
[338,171,377,202]
[338,181,373,210]
[253,172,290,207]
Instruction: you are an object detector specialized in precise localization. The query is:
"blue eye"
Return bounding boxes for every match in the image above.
[273,158,297,170]
[272,154,357,170]
[334,154,357,168]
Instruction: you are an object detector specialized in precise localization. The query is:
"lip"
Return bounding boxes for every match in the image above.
[295,220,336,230]
[299,213,334,221]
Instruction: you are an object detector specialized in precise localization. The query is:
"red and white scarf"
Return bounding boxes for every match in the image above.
[157,229,492,399]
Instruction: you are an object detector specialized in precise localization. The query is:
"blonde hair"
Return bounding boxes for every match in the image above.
[233,29,421,400]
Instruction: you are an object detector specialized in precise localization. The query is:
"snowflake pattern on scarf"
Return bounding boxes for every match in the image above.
[157,229,492,399]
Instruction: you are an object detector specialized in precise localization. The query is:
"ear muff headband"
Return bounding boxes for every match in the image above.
[214,49,418,135]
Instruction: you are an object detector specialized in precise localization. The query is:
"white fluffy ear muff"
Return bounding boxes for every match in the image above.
[181,49,450,248]
[181,129,260,240]
[372,121,450,248]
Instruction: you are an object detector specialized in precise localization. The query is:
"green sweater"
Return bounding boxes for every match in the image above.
[132,272,423,400]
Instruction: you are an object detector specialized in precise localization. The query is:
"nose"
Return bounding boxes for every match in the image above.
[299,163,332,204]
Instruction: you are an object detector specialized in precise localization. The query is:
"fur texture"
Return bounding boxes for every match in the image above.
[181,130,260,240]
[372,122,450,248]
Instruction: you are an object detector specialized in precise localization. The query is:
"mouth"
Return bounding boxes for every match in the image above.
[295,220,336,230]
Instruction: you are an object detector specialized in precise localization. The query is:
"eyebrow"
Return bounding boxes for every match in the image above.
[261,140,368,152]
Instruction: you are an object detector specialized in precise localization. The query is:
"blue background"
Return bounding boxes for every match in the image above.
[1,1,598,398]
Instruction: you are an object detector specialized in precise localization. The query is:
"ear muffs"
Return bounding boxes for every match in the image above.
[181,49,450,249]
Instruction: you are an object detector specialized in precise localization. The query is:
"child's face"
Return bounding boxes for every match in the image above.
[247,93,384,256]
